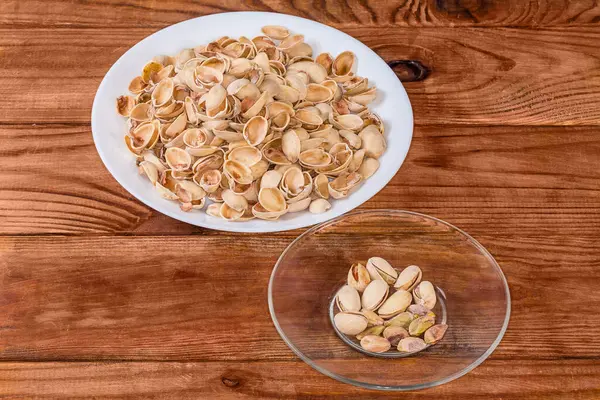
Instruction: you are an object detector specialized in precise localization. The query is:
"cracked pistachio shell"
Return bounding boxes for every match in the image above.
[424,324,448,344]
[360,309,384,327]
[335,285,361,312]
[377,289,412,319]
[384,312,416,329]
[366,257,398,285]
[334,312,368,336]
[397,337,427,353]
[355,325,385,341]
[413,281,437,310]
[394,265,423,291]
[383,326,409,347]
[408,314,436,337]
[361,279,389,311]
[360,335,391,353]
[347,262,370,293]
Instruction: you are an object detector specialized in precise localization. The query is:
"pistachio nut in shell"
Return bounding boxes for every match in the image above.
[407,304,431,317]
[383,326,409,347]
[376,289,412,319]
[397,337,427,353]
[347,262,370,292]
[413,281,437,309]
[355,325,385,341]
[366,256,398,285]
[360,309,384,327]
[394,265,422,291]
[360,335,391,353]
[408,314,436,336]
[335,285,361,312]
[360,279,389,311]
[334,312,368,336]
[384,312,415,329]
[424,324,448,345]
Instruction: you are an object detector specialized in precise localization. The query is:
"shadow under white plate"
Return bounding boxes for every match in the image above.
[91,12,413,232]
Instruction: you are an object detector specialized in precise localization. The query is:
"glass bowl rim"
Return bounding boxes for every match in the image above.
[268,209,511,391]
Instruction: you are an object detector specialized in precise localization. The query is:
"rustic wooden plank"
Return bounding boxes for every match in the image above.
[1,124,599,235]
[1,360,599,399]
[1,235,599,361]
[2,27,600,125]
[2,0,600,28]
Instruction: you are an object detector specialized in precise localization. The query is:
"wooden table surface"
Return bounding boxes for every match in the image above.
[2,0,600,398]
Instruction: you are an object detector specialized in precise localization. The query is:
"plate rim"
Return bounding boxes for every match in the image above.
[91,11,414,232]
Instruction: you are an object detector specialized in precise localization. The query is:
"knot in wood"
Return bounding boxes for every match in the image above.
[387,60,430,82]
[221,376,240,388]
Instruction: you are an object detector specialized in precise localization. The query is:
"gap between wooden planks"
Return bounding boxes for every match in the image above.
[0,360,599,399]
[2,0,600,28]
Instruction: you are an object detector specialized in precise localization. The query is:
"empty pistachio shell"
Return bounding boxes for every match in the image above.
[394,265,423,291]
[366,257,398,285]
[357,157,379,179]
[358,125,386,158]
[355,325,385,340]
[223,160,253,185]
[206,203,221,217]
[258,187,287,212]
[347,262,371,292]
[260,170,283,189]
[377,289,412,318]
[282,129,301,163]
[221,189,248,212]
[397,337,427,353]
[424,324,448,344]
[413,281,437,309]
[361,279,389,311]
[334,312,368,336]
[408,314,436,336]
[360,309,384,327]
[335,285,361,312]
[360,335,391,353]
[261,25,290,40]
[287,196,312,213]
[407,304,431,317]
[384,312,416,329]
[383,326,409,347]
[309,198,331,214]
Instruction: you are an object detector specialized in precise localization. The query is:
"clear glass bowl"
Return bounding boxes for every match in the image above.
[268,210,510,390]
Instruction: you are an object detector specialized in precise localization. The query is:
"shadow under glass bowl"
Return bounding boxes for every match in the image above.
[268,210,510,391]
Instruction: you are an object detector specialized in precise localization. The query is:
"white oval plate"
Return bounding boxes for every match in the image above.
[91,12,413,233]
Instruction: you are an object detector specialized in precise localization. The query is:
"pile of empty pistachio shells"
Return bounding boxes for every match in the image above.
[116,24,385,220]
[333,257,448,354]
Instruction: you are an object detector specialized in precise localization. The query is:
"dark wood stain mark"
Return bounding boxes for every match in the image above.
[388,59,431,82]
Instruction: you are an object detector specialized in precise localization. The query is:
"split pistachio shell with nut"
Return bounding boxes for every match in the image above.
[116,25,386,220]
[333,257,447,355]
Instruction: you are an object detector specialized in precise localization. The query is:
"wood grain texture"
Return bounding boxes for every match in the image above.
[1,124,599,235]
[2,27,600,125]
[1,235,599,361]
[1,360,600,399]
[2,1,600,397]
[3,0,600,28]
